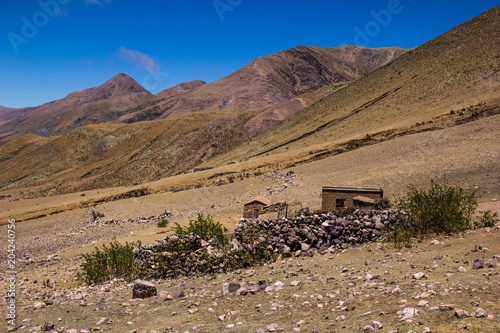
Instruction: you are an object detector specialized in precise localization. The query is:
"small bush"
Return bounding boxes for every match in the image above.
[157,219,169,228]
[475,210,498,228]
[80,240,140,285]
[287,170,295,175]
[390,179,477,247]
[232,224,276,268]
[91,208,105,221]
[173,213,228,245]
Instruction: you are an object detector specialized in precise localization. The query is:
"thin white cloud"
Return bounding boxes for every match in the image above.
[85,0,102,4]
[118,47,159,73]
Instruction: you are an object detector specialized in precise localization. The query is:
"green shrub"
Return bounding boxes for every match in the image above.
[475,210,498,228]
[287,170,295,175]
[173,213,228,245]
[232,224,276,268]
[80,240,140,285]
[91,208,105,221]
[389,179,477,247]
[157,219,169,228]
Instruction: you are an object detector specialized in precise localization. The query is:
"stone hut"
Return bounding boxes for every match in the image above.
[243,196,272,219]
[322,186,383,211]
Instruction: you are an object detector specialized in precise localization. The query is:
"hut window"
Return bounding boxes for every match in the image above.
[336,198,346,208]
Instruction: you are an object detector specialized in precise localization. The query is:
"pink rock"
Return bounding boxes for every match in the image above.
[418,300,429,307]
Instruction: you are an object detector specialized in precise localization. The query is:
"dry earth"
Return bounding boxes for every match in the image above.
[0,105,498,333]
[0,216,499,333]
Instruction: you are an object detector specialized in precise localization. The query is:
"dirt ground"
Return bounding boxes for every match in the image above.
[0,116,499,333]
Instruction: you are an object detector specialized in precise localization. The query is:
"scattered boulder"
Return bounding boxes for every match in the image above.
[132,279,157,299]
[454,310,470,318]
[475,308,487,318]
[472,259,484,269]
[173,289,185,299]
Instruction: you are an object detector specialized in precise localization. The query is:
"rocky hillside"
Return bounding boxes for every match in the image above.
[130,46,406,119]
[205,5,500,166]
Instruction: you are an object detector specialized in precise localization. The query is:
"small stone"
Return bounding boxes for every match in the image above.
[430,239,440,245]
[363,325,374,331]
[418,300,429,307]
[472,259,484,270]
[454,309,469,318]
[226,324,235,328]
[457,266,467,272]
[267,323,280,332]
[400,308,417,321]
[219,314,226,321]
[391,287,403,295]
[412,272,425,280]
[336,315,345,321]
[475,308,487,318]
[423,328,431,333]
[372,321,383,329]
[96,317,108,325]
[433,255,441,260]
[34,302,46,309]
[42,322,54,331]
[173,289,185,299]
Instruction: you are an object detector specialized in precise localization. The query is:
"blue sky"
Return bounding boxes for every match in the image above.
[0,0,497,108]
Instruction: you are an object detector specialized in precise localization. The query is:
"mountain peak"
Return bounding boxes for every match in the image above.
[102,73,149,95]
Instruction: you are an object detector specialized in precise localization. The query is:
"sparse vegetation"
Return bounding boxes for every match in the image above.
[388,179,478,248]
[91,208,105,221]
[157,218,169,228]
[173,213,228,245]
[475,210,498,228]
[80,240,140,285]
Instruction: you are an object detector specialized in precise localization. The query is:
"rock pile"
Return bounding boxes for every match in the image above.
[85,209,172,228]
[134,210,397,280]
[234,209,398,257]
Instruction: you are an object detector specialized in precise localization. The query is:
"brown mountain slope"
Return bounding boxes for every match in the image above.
[0,74,155,144]
[155,80,206,99]
[135,45,407,119]
[204,5,500,166]
[0,106,24,126]
[0,78,350,195]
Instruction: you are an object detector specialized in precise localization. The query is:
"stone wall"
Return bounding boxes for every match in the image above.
[133,209,398,280]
